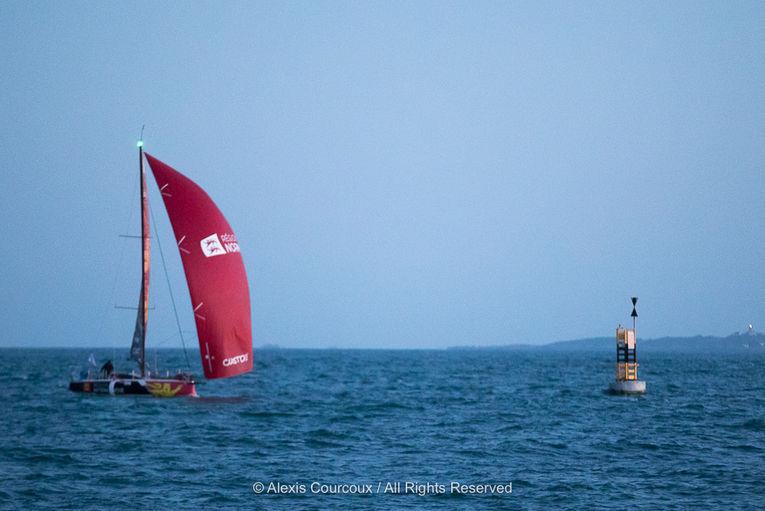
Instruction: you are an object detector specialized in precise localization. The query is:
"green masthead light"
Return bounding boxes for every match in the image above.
[137,140,144,148]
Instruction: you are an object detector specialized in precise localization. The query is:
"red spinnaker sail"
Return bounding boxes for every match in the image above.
[145,153,253,379]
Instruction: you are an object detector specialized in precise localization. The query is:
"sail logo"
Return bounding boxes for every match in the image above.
[200,233,240,257]
[222,353,249,367]
[200,234,225,257]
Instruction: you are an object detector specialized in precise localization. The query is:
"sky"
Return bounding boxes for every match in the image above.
[1,1,763,349]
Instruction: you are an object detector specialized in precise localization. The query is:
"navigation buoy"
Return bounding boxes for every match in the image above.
[609,297,646,395]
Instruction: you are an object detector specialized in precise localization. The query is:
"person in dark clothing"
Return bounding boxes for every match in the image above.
[100,360,114,378]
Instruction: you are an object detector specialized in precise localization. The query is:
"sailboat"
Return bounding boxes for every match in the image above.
[69,140,253,397]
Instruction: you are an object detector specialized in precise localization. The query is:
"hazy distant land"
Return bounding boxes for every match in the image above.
[447,331,765,353]
[248,330,765,353]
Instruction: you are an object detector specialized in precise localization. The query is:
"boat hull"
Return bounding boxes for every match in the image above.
[69,376,197,397]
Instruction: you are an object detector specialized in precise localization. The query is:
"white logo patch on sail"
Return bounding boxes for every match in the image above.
[200,233,240,258]
[200,233,226,257]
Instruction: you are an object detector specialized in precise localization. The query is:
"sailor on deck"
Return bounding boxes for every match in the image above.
[100,360,114,378]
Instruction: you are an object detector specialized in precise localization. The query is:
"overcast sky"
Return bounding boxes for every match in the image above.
[1,1,763,349]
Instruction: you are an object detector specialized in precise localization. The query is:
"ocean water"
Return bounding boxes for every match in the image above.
[1,348,764,510]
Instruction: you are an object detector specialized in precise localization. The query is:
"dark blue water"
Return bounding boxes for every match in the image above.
[1,348,764,510]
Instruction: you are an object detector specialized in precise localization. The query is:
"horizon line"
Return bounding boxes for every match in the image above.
[1,331,757,350]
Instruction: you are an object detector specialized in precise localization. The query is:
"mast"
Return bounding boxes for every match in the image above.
[130,137,150,377]
[140,139,152,377]
[139,140,147,376]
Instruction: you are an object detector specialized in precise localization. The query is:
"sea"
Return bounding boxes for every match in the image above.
[1,348,763,510]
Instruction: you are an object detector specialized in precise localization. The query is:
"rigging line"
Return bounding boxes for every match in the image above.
[151,330,193,348]
[93,165,140,363]
[149,201,192,370]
